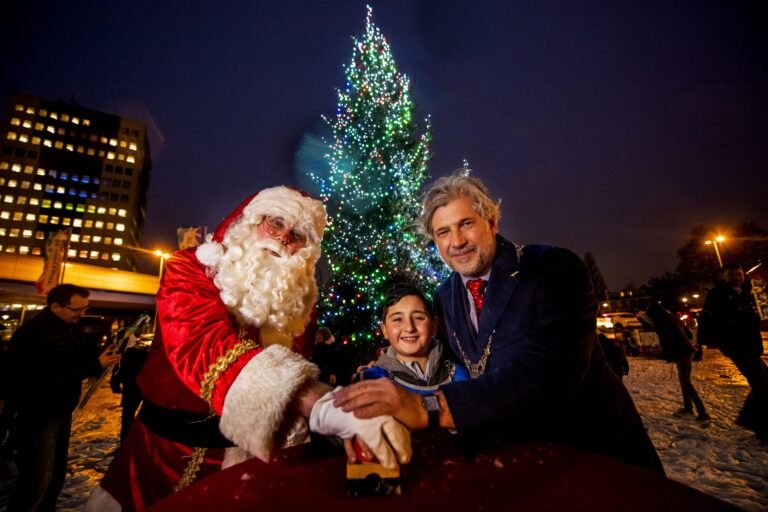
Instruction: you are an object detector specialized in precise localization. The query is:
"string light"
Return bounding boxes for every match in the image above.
[308,6,448,350]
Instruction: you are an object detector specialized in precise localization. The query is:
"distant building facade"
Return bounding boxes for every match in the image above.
[0,92,151,270]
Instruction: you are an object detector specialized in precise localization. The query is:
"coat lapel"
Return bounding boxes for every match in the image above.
[477,237,521,342]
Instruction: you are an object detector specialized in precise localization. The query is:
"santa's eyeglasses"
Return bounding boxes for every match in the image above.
[260,216,307,245]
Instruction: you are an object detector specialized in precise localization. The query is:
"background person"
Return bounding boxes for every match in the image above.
[7,284,120,512]
[335,171,664,474]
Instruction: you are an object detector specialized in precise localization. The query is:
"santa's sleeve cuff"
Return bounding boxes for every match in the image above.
[219,344,319,462]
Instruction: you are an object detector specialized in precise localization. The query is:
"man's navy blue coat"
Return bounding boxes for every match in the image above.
[436,236,664,474]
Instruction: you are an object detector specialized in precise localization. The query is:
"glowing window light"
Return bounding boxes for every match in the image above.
[115,223,125,232]
[111,253,121,261]
[7,132,17,140]
[114,238,123,245]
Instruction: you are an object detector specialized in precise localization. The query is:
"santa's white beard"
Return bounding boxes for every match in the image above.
[212,237,316,346]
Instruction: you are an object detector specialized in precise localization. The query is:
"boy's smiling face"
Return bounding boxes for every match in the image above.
[380,294,436,362]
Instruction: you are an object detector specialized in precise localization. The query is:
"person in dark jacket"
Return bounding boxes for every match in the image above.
[646,301,709,422]
[335,171,664,474]
[598,333,629,381]
[698,263,767,440]
[6,284,120,512]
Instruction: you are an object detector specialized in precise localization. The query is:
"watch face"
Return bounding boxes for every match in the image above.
[423,395,439,412]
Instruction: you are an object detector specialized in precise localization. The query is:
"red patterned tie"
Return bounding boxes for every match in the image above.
[466,279,487,315]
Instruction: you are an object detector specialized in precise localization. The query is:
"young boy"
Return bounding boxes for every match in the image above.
[362,283,468,392]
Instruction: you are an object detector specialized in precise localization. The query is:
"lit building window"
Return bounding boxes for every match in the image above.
[76,204,85,213]
[101,253,109,260]
[97,207,106,214]
[19,246,29,255]
[7,132,17,140]
[129,142,137,151]
[5,246,16,253]
[11,118,21,126]
[67,249,76,257]
[9,228,19,237]
[104,237,112,244]
[50,216,59,225]
[81,176,90,184]
[83,119,90,126]
[39,109,47,116]
[107,208,116,215]
[28,198,38,206]
[117,209,127,217]
[65,144,73,152]
[79,250,87,258]
[24,165,33,174]
[0,162,7,170]
[72,117,80,125]
[7,180,17,188]
[109,138,117,147]
[56,186,65,194]
[0,228,5,236]
[44,185,54,193]
[34,122,44,130]
[77,146,84,153]
[25,213,35,221]
[46,125,55,133]
[61,114,70,122]
[119,140,126,148]
[3,195,12,203]
[31,137,41,145]
[62,218,71,226]
[16,197,27,205]
[106,222,114,230]
[107,152,115,160]
[43,139,52,147]
[25,106,35,114]
[116,223,125,232]
[95,221,104,229]
[87,205,96,213]
[111,253,121,261]
[50,112,58,119]
[87,148,95,155]
[114,238,123,245]
[126,155,135,163]
[84,220,93,228]
[0,211,9,220]
[57,127,65,135]
[54,141,64,149]
[22,230,32,238]
[93,235,102,243]
[98,150,105,157]
[33,184,43,191]
[82,235,91,243]
[73,219,82,227]
[18,134,29,143]
[71,234,80,242]
[100,136,108,144]
[12,212,22,221]
[14,104,23,112]
[32,247,42,256]
[65,202,73,210]
[41,199,51,208]
[38,215,48,223]
[22,120,32,128]
[36,168,45,176]
[90,251,99,259]
[11,164,21,173]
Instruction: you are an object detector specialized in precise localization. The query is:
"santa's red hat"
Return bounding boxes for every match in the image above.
[196,186,326,267]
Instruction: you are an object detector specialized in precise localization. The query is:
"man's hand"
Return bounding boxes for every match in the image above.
[309,387,411,469]
[98,347,122,369]
[332,378,428,430]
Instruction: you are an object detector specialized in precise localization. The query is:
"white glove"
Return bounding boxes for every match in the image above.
[309,387,411,469]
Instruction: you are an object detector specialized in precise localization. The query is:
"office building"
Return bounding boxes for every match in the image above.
[0,92,151,270]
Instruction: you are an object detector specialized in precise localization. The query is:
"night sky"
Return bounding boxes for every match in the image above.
[2,1,765,288]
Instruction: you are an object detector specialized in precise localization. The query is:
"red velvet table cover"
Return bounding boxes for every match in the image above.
[150,431,738,511]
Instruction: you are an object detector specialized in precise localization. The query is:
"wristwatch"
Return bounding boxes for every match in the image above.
[422,394,440,429]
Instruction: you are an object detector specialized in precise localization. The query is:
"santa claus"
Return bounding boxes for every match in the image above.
[87,186,410,511]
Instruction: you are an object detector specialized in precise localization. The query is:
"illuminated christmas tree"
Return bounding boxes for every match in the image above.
[309,6,447,347]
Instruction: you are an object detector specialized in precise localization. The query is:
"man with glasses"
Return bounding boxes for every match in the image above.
[7,284,121,511]
[89,186,410,511]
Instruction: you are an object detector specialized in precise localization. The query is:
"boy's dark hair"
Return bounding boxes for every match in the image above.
[47,283,90,307]
[380,283,434,321]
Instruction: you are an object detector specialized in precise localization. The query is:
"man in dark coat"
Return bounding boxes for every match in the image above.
[698,263,767,440]
[335,171,664,474]
[6,284,121,512]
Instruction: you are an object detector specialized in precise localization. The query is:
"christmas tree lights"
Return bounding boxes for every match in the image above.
[309,6,448,349]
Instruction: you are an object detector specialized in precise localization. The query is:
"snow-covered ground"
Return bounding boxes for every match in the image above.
[1,344,766,511]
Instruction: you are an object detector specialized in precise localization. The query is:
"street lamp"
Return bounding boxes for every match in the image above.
[704,235,725,267]
[152,250,170,335]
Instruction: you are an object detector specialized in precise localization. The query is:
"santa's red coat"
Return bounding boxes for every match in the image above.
[96,249,318,512]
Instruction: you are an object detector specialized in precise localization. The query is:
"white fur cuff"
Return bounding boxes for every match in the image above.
[219,344,319,462]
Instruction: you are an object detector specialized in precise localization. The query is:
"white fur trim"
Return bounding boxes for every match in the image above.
[222,446,253,470]
[85,484,121,512]
[219,344,319,463]
[242,187,326,244]
[195,241,224,267]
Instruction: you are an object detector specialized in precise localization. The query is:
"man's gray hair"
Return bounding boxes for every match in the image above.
[418,169,501,237]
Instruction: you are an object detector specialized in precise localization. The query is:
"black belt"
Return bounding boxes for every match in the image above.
[138,400,235,448]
